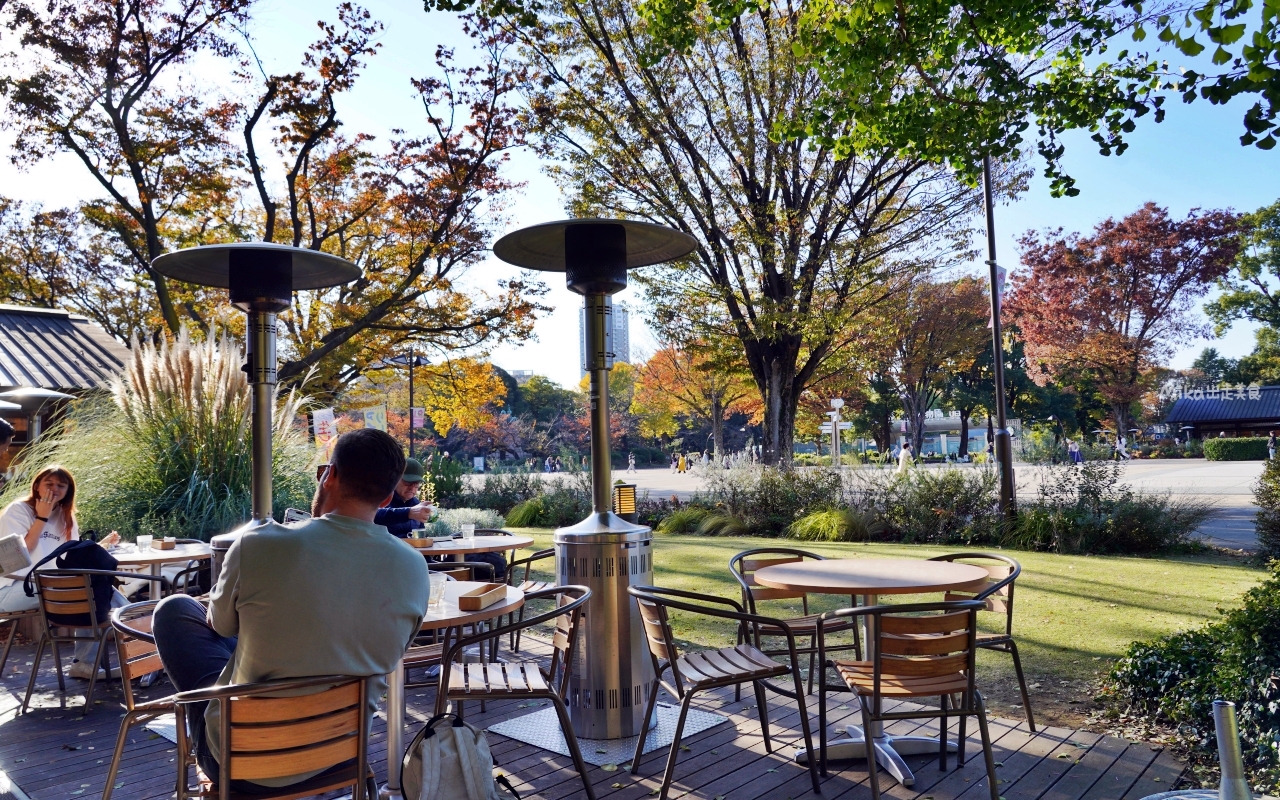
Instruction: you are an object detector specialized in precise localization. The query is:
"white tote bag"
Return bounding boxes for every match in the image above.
[401,713,519,800]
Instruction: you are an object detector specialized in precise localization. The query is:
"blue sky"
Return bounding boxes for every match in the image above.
[0,1,1273,388]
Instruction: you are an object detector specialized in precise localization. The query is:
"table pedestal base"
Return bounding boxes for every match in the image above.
[793,725,955,787]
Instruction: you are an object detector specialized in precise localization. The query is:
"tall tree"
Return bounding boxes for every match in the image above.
[1205,198,1280,334]
[1005,202,1240,434]
[508,0,983,464]
[882,277,991,455]
[631,344,756,458]
[4,0,252,334]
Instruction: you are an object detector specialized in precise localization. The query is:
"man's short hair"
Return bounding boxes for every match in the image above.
[0,418,13,443]
[330,429,406,505]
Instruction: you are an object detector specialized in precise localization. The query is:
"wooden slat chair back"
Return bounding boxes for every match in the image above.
[927,552,1035,731]
[627,585,821,800]
[434,586,596,800]
[22,569,167,716]
[728,547,862,698]
[815,600,999,800]
[161,675,373,800]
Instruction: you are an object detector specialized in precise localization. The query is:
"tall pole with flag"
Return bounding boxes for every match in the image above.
[983,155,1016,518]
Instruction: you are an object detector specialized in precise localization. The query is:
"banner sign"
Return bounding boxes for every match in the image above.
[1159,381,1261,403]
[312,407,338,462]
[411,407,425,429]
[361,405,388,432]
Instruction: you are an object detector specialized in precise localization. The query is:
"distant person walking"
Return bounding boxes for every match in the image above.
[1116,436,1130,461]
[677,453,687,474]
[1270,431,1277,460]
[896,443,913,473]
[670,453,678,473]
[627,452,637,473]
[1068,439,1083,464]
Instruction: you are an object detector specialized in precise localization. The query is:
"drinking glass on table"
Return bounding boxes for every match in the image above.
[136,535,153,550]
[460,523,475,540]
[428,572,446,607]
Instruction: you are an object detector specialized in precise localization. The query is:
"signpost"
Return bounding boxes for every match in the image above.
[824,399,849,466]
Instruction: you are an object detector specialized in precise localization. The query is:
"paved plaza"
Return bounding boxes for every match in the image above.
[601,458,1266,550]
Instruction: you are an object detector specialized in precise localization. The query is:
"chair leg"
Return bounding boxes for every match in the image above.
[657,693,696,800]
[175,704,189,800]
[790,660,821,794]
[50,638,65,691]
[104,709,152,800]
[939,693,949,771]
[818,667,829,777]
[974,690,1000,800]
[806,637,816,695]
[21,635,46,713]
[957,694,968,766]
[1007,640,1036,732]
[753,680,773,754]
[550,694,597,800]
[0,616,18,674]
[83,634,108,715]
[859,697,882,800]
[631,680,661,774]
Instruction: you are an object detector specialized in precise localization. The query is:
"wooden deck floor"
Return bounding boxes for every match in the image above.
[0,636,1187,800]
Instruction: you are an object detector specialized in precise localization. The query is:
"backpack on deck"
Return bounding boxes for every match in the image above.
[401,712,520,800]
[23,537,118,625]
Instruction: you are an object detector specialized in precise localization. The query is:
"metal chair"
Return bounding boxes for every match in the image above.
[21,569,167,715]
[815,599,999,800]
[103,600,171,799]
[130,674,377,800]
[425,560,496,582]
[0,606,39,674]
[627,584,821,800]
[927,552,1034,731]
[504,547,554,652]
[729,547,861,694]
[434,585,596,800]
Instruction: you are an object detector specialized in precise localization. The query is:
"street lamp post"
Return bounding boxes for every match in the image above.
[982,156,1016,519]
[383,352,431,458]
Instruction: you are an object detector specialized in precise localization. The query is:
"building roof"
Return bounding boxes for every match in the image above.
[1165,385,1280,424]
[0,305,128,391]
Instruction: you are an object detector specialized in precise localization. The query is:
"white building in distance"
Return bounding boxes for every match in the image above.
[579,299,630,379]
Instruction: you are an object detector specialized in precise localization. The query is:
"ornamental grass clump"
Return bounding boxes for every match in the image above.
[1104,562,1280,793]
[2,328,315,539]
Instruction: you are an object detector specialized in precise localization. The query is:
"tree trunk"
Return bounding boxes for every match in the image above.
[958,408,971,458]
[711,395,724,461]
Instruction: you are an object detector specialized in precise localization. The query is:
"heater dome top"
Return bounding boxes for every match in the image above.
[152,242,360,290]
[492,218,697,272]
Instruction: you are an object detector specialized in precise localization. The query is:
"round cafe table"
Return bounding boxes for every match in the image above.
[409,534,534,563]
[113,541,212,579]
[753,557,989,787]
[381,580,524,800]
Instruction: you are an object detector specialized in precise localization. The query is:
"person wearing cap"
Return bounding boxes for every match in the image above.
[373,458,434,538]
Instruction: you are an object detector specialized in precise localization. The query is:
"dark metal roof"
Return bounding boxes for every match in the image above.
[1165,385,1280,424]
[0,305,127,391]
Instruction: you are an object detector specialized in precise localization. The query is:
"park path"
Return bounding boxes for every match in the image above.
[473,459,1266,550]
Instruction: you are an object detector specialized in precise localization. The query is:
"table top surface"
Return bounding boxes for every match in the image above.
[408,534,535,555]
[421,581,524,629]
[112,542,212,566]
[753,557,991,596]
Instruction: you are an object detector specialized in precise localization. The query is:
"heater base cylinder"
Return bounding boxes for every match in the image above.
[556,515,654,740]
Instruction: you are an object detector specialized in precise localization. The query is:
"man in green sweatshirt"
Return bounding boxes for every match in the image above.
[152,428,430,791]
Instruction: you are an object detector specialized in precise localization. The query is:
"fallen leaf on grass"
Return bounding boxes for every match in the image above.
[1153,777,1162,782]
[680,745,690,751]
[767,768,777,773]
[1055,753,1070,759]
[612,783,626,789]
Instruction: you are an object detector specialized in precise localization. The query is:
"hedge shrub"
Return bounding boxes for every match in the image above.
[1104,562,1280,793]
[1204,437,1269,461]
[1254,458,1280,559]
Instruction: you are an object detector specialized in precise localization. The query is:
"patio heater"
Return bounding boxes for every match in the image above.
[152,243,360,576]
[493,219,695,739]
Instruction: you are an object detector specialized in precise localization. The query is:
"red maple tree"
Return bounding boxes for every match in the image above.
[1005,203,1241,433]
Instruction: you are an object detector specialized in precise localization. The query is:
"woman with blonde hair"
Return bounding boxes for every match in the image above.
[0,465,119,678]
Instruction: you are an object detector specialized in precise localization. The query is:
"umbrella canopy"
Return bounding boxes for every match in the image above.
[493,218,697,272]
[151,242,360,290]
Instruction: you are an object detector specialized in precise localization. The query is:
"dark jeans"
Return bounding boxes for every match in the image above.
[152,594,276,793]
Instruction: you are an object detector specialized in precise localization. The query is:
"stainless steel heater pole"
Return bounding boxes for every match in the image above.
[247,311,277,521]
[585,295,613,513]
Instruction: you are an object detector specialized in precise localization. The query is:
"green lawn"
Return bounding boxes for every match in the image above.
[510,530,1264,723]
